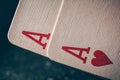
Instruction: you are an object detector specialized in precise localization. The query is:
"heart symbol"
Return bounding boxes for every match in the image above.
[91,50,113,67]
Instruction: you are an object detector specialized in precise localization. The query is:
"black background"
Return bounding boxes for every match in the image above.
[0,0,108,80]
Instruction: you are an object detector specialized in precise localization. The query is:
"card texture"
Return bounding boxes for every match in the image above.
[8,0,62,57]
[47,0,120,79]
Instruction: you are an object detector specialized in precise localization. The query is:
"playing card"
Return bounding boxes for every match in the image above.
[47,0,120,79]
[8,0,63,57]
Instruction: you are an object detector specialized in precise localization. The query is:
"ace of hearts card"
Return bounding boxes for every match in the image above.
[47,0,120,79]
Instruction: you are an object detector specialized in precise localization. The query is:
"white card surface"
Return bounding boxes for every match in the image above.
[47,0,120,79]
[8,0,63,57]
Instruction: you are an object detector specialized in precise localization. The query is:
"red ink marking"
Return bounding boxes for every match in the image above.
[22,31,50,49]
[62,46,90,64]
[91,50,113,67]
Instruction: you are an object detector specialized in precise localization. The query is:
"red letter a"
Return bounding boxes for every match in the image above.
[62,46,90,64]
[22,31,50,49]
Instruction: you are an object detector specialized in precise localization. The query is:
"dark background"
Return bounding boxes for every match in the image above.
[0,0,109,80]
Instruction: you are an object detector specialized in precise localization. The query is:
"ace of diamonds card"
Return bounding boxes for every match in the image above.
[47,0,120,79]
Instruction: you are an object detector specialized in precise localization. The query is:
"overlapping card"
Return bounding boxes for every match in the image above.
[8,0,63,57]
[8,0,120,79]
